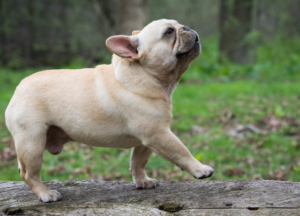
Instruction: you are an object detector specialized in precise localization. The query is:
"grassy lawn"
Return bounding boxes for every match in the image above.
[1,68,299,182]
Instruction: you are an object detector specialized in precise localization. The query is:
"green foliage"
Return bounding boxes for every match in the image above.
[0,0,111,69]
[1,0,299,69]
[183,36,300,82]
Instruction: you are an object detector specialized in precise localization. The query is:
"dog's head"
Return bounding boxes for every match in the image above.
[106,19,200,82]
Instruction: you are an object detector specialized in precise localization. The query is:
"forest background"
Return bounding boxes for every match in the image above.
[1,0,300,183]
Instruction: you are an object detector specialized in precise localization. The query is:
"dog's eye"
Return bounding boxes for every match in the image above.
[165,28,174,35]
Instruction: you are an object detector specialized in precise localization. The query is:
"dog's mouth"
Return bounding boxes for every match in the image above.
[176,34,199,58]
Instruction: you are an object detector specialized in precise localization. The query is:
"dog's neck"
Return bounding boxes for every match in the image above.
[112,55,179,102]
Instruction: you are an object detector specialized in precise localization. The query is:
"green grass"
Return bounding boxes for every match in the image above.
[0,69,299,182]
[171,82,300,181]
[0,36,299,182]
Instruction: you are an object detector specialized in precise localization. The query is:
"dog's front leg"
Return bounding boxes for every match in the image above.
[130,145,159,189]
[142,128,214,179]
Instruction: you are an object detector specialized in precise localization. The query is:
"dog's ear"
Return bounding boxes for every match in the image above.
[106,36,139,61]
[132,30,141,35]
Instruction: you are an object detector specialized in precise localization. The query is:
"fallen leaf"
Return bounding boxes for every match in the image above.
[268,171,287,181]
[224,168,245,177]
[48,165,65,175]
[192,125,210,135]
[0,148,17,161]
[1,137,15,149]
[151,170,158,178]
[72,167,84,174]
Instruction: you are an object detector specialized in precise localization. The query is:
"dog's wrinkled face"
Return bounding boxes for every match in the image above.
[137,19,200,69]
[106,19,200,79]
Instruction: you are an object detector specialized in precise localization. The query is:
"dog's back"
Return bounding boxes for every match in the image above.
[6,68,96,135]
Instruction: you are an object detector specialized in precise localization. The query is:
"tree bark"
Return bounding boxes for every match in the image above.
[219,0,254,64]
[91,0,147,37]
[0,0,6,65]
[90,0,117,38]
[24,0,35,65]
[116,0,147,35]
[1,180,300,215]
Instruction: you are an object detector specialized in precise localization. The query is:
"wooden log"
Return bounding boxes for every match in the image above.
[1,180,300,215]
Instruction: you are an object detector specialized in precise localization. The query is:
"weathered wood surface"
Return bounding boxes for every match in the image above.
[1,180,300,215]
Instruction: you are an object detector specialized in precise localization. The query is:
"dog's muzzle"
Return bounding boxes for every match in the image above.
[183,26,199,43]
[177,26,200,58]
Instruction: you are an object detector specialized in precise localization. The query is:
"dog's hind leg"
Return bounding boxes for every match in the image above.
[16,129,62,202]
[18,159,21,173]
[130,145,159,189]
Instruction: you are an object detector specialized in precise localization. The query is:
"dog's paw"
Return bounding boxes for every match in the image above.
[39,190,62,202]
[135,177,159,189]
[193,164,214,179]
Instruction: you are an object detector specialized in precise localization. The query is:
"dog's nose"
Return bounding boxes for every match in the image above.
[183,26,191,31]
[183,26,199,43]
[191,30,199,42]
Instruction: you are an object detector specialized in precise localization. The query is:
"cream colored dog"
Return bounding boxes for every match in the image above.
[5,19,214,202]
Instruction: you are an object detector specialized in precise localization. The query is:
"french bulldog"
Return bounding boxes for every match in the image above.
[5,19,214,202]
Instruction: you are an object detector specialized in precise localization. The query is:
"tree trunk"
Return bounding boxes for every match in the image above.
[23,0,36,66]
[1,180,300,215]
[219,0,254,64]
[117,0,147,35]
[91,0,147,37]
[90,0,117,38]
[0,0,6,65]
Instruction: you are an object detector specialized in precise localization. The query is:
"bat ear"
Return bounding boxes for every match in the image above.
[132,30,141,35]
[106,35,139,62]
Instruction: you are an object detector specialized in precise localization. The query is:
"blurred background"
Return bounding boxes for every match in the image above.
[0,0,300,182]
